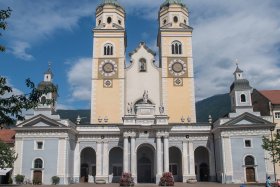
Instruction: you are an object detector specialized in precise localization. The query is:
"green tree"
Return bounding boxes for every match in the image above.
[0,141,17,169]
[262,133,280,164]
[0,7,12,52]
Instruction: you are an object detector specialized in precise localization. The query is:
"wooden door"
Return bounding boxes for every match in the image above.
[246,167,256,182]
[33,170,42,184]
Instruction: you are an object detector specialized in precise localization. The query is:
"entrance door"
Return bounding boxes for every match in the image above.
[199,163,209,181]
[138,163,152,183]
[80,164,89,183]
[246,167,256,182]
[33,170,42,184]
[137,145,154,183]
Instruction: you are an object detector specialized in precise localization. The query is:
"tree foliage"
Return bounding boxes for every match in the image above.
[0,77,57,125]
[0,141,17,169]
[262,133,280,164]
[0,7,12,52]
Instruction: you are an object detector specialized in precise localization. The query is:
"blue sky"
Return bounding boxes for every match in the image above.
[1,0,280,109]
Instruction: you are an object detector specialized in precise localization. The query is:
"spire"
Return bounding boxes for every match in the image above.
[44,62,53,82]
[233,59,244,80]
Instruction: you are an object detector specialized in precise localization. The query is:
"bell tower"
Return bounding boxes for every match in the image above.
[91,0,126,124]
[157,0,196,123]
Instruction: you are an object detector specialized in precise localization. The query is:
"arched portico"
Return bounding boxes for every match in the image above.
[194,146,210,182]
[80,147,96,183]
[109,147,123,183]
[137,144,156,183]
[169,146,182,182]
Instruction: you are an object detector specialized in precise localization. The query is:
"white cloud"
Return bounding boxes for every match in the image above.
[189,0,280,100]
[67,58,92,101]
[10,41,33,61]
[1,0,98,60]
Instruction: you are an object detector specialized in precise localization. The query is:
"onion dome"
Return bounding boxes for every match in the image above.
[97,0,124,11]
[160,0,187,9]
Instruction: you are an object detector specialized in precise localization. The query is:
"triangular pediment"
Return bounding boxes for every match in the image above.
[17,114,65,128]
[129,42,156,57]
[223,112,274,127]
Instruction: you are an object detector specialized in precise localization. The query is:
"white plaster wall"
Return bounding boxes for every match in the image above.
[125,45,161,114]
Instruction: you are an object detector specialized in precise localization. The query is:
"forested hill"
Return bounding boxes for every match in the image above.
[195,93,231,122]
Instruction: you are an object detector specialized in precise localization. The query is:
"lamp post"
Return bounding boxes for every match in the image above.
[270,127,276,182]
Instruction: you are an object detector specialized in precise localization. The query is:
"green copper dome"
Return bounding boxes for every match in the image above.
[97,0,124,10]
[160,0,186,9]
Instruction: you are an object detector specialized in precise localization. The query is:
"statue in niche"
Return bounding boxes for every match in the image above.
[159,105,164,114]
[143,90,148,104]
[139,58,146,72]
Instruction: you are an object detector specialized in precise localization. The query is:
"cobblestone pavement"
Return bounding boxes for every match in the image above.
[18,182,264,187]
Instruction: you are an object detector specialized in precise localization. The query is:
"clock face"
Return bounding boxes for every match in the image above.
[168,59,187,76]
[99,60,117,77]
[172,62,183,73]
[103,63,114,73]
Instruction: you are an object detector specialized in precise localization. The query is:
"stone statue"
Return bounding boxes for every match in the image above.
[159,105,164,114]
[127,102,133,114]
[143,90,148,103]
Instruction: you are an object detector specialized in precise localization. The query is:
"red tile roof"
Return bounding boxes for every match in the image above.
[0,130,16,144]
[259,90,280,104]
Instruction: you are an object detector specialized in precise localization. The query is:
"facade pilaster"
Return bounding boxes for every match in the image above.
[182,141,189,181]
[123,136,129,172]
[163,135,169,172]
[131,136,136,178]
[103,142,109,181]
[156,135,163,183]
[96,142,102,177]
[73,141,80,183]
[188,141,195,176]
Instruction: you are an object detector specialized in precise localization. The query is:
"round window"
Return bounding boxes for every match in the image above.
[107,17,112,24]
[173,16,178,23]
[118,20,122,25]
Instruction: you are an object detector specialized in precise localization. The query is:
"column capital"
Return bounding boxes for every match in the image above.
[123,131,136,138]
[156,131,169,138]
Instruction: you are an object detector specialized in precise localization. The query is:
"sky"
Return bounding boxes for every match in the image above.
[1,0,280,110]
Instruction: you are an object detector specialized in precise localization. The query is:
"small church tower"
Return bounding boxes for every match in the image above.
[35,64,57,115]
[157,0,196,123]
[229,65,255,117]
[91,0,126,124]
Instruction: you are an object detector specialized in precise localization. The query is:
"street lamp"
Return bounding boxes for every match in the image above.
[270,127,276,182]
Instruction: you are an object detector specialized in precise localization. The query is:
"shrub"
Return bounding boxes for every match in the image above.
[52,176,60,185]
[8,177,13,184]
[159,172,174,186]
[15,174,25,184]
[119,172,134,186]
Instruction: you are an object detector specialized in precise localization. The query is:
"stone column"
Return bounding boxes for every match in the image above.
[96,142,102,177]
[123,136,129,172]
[182,141,189,181]
[103,142,109,182]
[189,141,195,176]
[156,136,163,183]
[131,137,136,177]
[164,136,169,172]
[73,141,80,183]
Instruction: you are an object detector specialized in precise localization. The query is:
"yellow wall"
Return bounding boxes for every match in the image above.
[166,78,195,123]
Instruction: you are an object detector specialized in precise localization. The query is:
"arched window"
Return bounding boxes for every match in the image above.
[171,41,182,55]
[104,43,113,56]
[245,156,254,166]
[34,158,43,169]
[139,58,147,72]
[241,94,246,102]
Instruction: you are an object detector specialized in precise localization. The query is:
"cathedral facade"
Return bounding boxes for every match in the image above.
[13,0,276,185]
